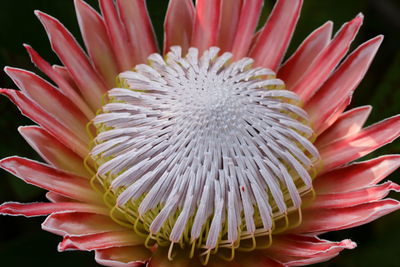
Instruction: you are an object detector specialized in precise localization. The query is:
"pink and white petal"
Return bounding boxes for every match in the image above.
[191,0,222,53]
[0,89,88,157]
[217,0,243,53]
[99,0,133,70]
[231,0,263,59]
[0,157,100,203]
[278,21,333,89]
[292,14,363,102]
[95,246,151,267]
[18,126,90,177]
[294,199,400,234]
[307,35,383,132]
[117,0,158,63]
[35,11,107,111]
[5,67,88,142]
[320,115,400,171]
[314,155,400,194]
[308,182,400,209]
[43,212,124,236]
[74,0,119,87]
[315,106,372,148]
[0,202,106,217]
[23,45,94,119]
[249,0,303,71]
[266,235,356,266]
[58,231,144,251]
[164,0,195,54]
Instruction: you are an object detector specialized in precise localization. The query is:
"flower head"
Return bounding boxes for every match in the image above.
[1,0,399,266]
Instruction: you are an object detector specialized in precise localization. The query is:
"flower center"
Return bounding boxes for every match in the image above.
[90,46,319,264]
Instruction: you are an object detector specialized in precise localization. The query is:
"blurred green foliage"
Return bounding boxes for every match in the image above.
[0,0,399,266]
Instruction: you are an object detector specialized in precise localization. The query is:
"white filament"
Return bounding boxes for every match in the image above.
[92,46,319,250]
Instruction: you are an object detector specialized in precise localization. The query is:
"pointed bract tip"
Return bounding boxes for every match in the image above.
[4,67,27,79]
[319,21,334,35]
[375,34,385,43]
[0,156,15,170]
[23,44,37,57]
[23,44,31,51]
[349,105,372,114]
[349,13,364,25]
[365,35,384,46]
[342,239,357,249]
[17,126,31,134]
[363,105,373,111]
[57,238,76,252]
[3,66,11,73]
[57,241,66,252]
[34,10,49,25]
[324,20,334,27]
[366,35,384,51]
[34,10,57,23]
[34,10,42,17]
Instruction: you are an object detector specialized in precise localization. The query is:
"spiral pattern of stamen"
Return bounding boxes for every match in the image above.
[91,46,319,263]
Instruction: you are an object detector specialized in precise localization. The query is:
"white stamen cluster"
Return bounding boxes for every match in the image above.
[91,46,319,259]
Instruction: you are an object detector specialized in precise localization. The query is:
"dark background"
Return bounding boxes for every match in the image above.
[0,0,399,266]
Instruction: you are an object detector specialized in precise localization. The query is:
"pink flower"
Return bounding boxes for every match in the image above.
[1,0,399,266]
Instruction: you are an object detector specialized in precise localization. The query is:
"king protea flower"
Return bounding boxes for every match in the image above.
[1,0,399,266]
